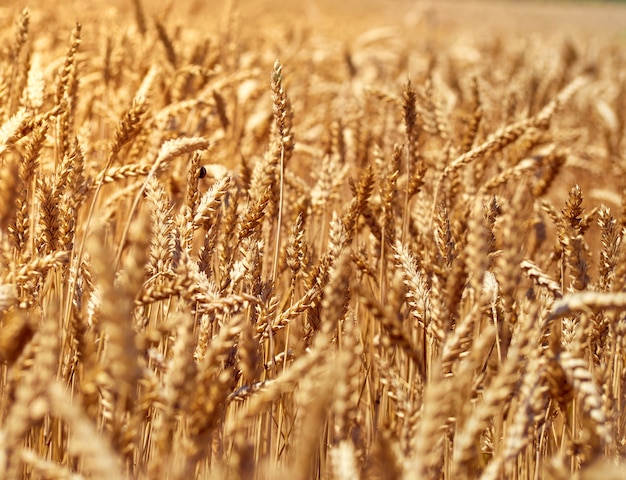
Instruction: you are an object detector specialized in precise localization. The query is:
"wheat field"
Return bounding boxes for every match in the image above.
[1,0,626,478]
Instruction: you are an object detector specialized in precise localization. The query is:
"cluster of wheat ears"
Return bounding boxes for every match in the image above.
[1,2,626,479]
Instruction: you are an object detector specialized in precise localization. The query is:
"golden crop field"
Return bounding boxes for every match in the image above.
[1,0,626,478]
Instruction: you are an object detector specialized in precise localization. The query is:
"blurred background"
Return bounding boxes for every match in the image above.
[2,0,625,42]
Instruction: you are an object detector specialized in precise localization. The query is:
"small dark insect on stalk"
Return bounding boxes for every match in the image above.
[199,166,207,179]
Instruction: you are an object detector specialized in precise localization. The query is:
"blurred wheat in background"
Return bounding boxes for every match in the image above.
[1,0,626,478]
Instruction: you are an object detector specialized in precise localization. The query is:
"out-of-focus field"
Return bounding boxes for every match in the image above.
[6,0,626,38]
